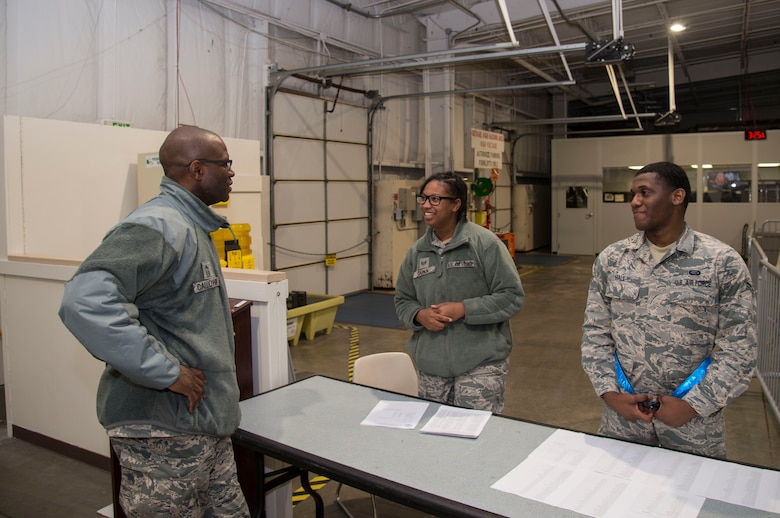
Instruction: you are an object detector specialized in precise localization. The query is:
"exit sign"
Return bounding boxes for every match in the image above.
[745,129,767,140]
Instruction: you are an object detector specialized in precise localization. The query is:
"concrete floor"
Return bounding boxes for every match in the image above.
[1,253,779,517]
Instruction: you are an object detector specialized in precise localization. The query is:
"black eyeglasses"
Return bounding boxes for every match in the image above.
[417,194,457,206]
[187,159,233,170]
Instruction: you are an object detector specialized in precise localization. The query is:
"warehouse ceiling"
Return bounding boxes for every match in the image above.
[324,0,780,136]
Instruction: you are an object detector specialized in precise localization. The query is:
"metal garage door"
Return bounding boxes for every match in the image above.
[270,91,369,295]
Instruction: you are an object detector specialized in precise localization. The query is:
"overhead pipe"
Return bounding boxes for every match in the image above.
[739,0,752,74]
[496,0,518,46]
[668,34,676,113]
[605,65,626,119]
[612,0,623,40]
[323,0,487,42]
[507,56,595,107]
[377,80,576,103]
[537,0,573,81]
[325,0,450,19]
[656,2,698,106]
[315,43,587,78]
[653,33,682,126]
[492,113,657,126]
[617,65,643,129]
[202,0,374,58]
[268,42,584,84]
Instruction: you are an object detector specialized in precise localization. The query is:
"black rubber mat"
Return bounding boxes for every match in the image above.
[336,292,403,329]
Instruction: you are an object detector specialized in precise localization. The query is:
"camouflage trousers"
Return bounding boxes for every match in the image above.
[111,435,249,518]
[599,405,726,458]
[418,359,509,413]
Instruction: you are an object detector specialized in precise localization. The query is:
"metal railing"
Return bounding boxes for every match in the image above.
[749,220,780,428]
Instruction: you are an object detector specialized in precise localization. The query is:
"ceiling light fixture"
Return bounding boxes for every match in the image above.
[670,23,686,32]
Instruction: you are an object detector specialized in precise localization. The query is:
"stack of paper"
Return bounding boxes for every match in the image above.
[419,406,492,438]
[360,400,429,429]
[360,400,492,439]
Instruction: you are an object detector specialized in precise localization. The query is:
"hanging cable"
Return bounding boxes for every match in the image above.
[326,77,344,113]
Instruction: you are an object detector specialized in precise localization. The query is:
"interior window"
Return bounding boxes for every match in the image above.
[566,186,588,208]
[702,164,751,203]
[758,163,780,203]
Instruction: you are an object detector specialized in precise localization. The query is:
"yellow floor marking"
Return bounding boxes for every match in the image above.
[518,265,545,277]
[335,323,360,382]
[292,475,331,506]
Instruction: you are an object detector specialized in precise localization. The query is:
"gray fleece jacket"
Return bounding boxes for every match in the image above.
[394,219,525,377]
[59,176,240,437]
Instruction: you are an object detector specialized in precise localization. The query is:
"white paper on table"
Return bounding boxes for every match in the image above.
[360,400,429,429]
[492,456,704,518]
[601,479,705,518]
[418,405,491,438]
[690,456,780,513]
[491,456,579,502]
[492,429,707,518]
[624,445,718,497]
[529,430,707,491]
[526,429,650,480]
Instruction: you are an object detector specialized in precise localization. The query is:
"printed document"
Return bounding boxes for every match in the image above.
[493,428,780,517]
[360,400,428,429]
[418,406,491,438]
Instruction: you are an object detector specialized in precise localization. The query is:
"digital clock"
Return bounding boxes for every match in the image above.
[745,129,767,141]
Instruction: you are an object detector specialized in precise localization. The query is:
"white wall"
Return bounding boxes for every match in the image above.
[1,116,263,262]
[1,0,267,139]
[552,130,780,255]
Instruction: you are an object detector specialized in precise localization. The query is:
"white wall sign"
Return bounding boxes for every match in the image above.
[471,129,505,169]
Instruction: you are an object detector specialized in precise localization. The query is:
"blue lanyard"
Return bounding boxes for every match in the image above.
[614,353,711,398]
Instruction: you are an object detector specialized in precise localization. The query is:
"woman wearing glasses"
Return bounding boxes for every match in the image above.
[394,172,525,413]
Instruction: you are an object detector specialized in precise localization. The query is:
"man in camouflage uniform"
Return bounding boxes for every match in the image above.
[581,161,757,458]
[60,127,249,517]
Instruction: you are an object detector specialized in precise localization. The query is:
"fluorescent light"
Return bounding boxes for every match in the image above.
[702,164,713,169]
[628,166,643,170]
[670,23,686,32]
[758,163,780,167]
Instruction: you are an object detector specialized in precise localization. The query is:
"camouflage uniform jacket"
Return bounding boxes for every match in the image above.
[395,219,525,377]
[581,223,757,418]
[60,176,241,437]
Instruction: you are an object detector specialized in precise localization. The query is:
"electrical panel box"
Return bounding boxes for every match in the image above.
[397,188,417,210]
